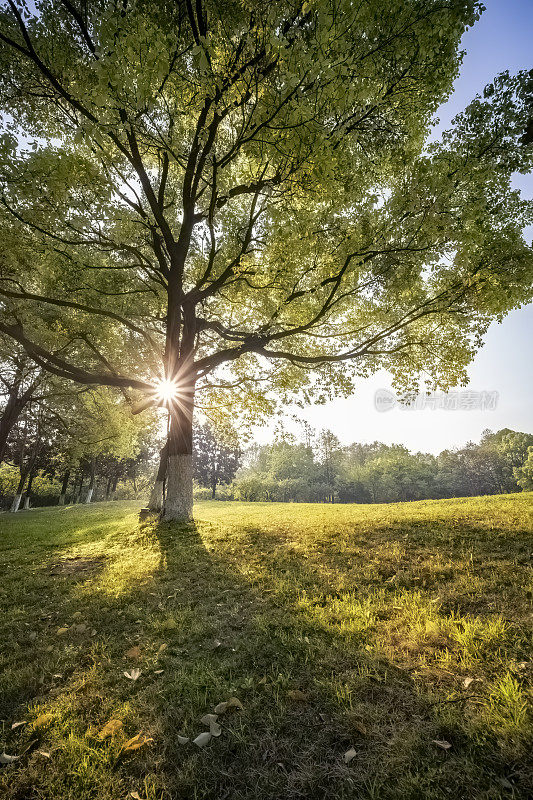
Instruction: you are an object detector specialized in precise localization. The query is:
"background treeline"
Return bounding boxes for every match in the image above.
[2,344,532,509]
[226,427,533,503]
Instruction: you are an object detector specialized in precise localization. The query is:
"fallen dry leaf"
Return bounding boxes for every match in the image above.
[121,732,153,753]
[157,643,168,655]
[36,750,51,758]
[193,731,212,748]
[33,714,53,729]
[200,714,218,726]
[463,677,475,689]
[56,627,69,636]
[343,748,357,764]
[154,669,164,675]
[214,696,243,714]
[97,719,123,740]
[177,735,190,745]
[209,721,222,737]
[0,752,19,765]
[125,646,142,660]
[124,668,141,681]
[433,739,452,750]
[11,721,27,731]
[130,792,142,800]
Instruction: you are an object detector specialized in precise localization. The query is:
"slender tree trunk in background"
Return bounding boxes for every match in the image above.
[23,468,36,510]
[105,476,112,501]
[58,469,70,505]
[10,468,27,512]
[211,477,217,499]
[148,441,168,512]
[0,367,38,464]
[163,383,195,521]
[85,458,96,503]
[111,472,119,499]
[75,471,85,504]
[0,395,25,464]
[10,437,39,512]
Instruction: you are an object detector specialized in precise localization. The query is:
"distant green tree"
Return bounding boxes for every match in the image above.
[514,447,533,491]
[193,424,240,498]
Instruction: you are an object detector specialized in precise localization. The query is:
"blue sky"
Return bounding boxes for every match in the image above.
[256,0,533,454]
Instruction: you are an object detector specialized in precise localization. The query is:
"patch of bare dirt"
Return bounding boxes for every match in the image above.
[46,556,106,578]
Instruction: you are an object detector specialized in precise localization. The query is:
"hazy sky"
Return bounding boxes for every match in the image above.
[255,0,533,454]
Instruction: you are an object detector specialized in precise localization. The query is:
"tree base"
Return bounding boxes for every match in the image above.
[147,479,164,512]
[163,454,193,521]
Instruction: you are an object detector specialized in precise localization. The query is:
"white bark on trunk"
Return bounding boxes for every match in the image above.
[10,493,22,513]
[23,496,30,510]
[85,488,94,504]
[163,454,193,521]
[58,493,66,505]
[148,479,164,512]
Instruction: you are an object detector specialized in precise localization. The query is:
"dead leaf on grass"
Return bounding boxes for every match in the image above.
[200,714,218,726]
[36,750,51,758]
[432,739,452,750]
[121,732,153,753]
[130,792,143,800]
[177,735,190,745]
[97,719,123,740]
[200,714,221,737]
[193,731,212,748]
[0,752,19,765]
[56,627,69,636]
[124,668,141,681]
[214,697,243,714]
[125,646,142,660]
[11,721,27,731]
[343,748,357,764]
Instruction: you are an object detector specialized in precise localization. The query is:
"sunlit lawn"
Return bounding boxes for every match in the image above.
[0,495,532,799]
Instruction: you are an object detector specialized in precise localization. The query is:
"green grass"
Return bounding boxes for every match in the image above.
[0,494,532,799]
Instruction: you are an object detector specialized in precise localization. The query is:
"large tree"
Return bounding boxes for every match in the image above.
[0,0,531,520]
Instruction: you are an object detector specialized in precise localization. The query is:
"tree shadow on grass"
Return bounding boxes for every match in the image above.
[0,512,530,799]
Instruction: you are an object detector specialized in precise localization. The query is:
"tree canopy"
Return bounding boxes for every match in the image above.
[0,0,531,518]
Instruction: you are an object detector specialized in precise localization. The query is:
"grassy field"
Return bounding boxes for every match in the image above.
[0,495,532,800]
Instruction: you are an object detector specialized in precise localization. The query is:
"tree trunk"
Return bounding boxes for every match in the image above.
[73,472,83,503]
[10,437,39,512]
[0,395,25,464]
[163,385,195,521]
[85,458,96,503]
[58,469,70,505]
[105,476,112,501]
[10,468,26,512]
[23,468,36,510]
[148,442,168,512]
